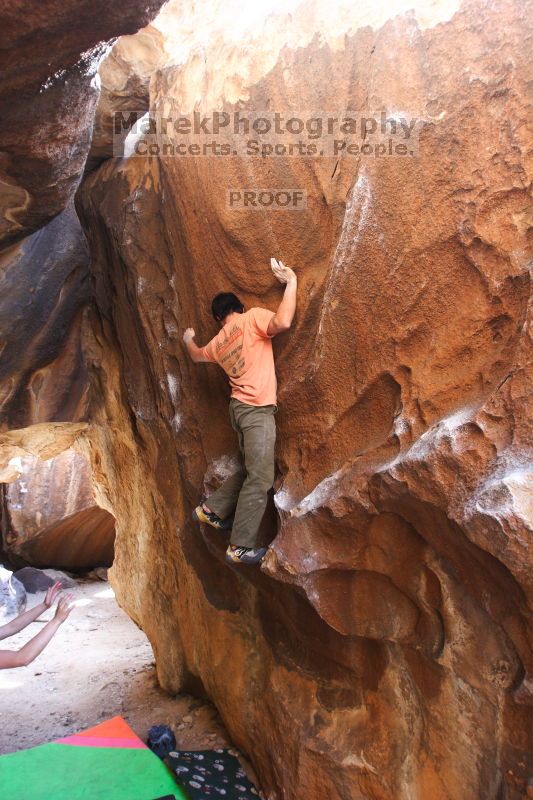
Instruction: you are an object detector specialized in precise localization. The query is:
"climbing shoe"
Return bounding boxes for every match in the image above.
[192,504,232,531]
[225,544,267,565]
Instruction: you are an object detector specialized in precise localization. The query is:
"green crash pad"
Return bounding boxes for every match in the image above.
[0,716,187,800]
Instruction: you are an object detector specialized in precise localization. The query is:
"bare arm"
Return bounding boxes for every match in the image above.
[0,581,62,641]
[268,259,297,336]
[0,594,73,669]
[183,328,211,363]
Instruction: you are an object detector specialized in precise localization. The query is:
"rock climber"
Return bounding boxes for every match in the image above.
[183,258,297,565]
[0,581,74,668]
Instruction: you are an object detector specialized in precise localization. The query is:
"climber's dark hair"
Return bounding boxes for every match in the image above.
[211,292,244,322]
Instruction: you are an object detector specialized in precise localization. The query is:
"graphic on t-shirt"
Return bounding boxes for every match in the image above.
[201,307,277,406]
[215,322,246,377]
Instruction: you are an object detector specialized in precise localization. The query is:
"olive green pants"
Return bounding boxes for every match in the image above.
[206,398,276,548]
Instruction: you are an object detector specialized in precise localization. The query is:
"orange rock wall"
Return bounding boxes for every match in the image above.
[77,0,532,797]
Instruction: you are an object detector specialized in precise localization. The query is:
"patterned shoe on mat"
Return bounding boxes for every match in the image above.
[192,505,233,531]
[225,544,267,565]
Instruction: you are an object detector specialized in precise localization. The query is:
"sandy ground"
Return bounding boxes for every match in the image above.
[0,578,260,789]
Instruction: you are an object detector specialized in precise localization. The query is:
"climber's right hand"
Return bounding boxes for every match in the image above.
[271,258,296,285]
[183,328,196,343]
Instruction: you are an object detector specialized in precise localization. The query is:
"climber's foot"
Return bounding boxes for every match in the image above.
[192,505,232,531]
[225,544,267,565]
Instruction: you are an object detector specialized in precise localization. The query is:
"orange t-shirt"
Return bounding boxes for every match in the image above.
[202,307,277,406]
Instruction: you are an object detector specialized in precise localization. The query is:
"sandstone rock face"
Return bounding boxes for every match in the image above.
[2,449,115,570]
[0,0,167,247]
[0,0,166,579]
[0,202,96,566]
[0,205,90,432]
[75,0,532,797]
[87,26,166,171]
[0,423,89,483]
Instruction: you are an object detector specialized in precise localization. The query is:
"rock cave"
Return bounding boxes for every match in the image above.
[0,0,531,798]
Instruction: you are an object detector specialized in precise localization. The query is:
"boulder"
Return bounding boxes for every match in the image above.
[75,0,532,797]
[83,567,109,582]
[12,567,55,593]
[87,25,166,171]
[0,0,529,795]
[3,450,115,571]
[0,205,90,432]
[13,567,77,593]
[0,0,167,248]
[42,569,78,589]
[0,565,26,623]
